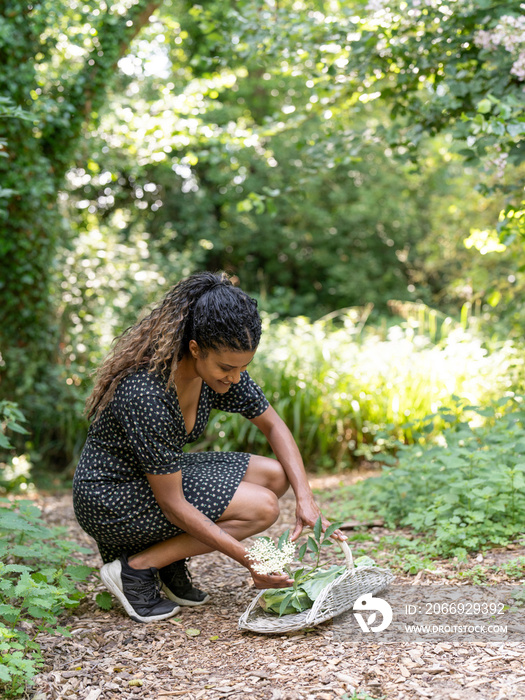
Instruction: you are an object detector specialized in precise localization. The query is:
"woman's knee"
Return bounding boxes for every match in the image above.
[244,455,289,497]
[220,481,280,528]
[254,488,280,528]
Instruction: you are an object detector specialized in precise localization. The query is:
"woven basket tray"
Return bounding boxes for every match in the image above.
[238,538,394,634]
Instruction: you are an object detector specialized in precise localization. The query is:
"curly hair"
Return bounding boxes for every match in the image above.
[86,271,262,420]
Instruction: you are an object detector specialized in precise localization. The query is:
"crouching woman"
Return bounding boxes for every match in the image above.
[73,271,342,623]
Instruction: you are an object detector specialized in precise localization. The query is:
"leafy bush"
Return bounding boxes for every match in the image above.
[0,401,31,494]
[327,398,525,559]
[204,310,522,470]
[0,401,28,451]
[0,499,93,696]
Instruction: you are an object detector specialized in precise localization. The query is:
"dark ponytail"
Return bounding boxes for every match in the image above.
[184,273,261,356]
[86,272,261,420]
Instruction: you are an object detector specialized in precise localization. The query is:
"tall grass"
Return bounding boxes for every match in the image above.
[202,306,522,470]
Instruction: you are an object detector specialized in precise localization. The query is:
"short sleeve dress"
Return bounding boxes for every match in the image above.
[72,368,269,564]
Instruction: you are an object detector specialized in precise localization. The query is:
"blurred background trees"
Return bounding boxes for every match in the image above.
[1,0,524,475]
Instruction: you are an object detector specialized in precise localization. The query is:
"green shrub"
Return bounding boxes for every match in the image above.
[0,499,93,696]
[0,401,31,493]
[204,310,522,470]
[0,401,28,452]
[326,397,525,559]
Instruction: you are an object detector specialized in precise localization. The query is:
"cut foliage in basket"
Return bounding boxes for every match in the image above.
[260,564,346,615]
[245,516,343,617]
[239,518,394,633]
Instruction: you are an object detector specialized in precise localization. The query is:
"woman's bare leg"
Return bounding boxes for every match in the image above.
[241,455,289,497]
[128,480,279,570]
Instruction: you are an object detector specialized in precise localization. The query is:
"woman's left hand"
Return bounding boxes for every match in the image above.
[290,496,347,542]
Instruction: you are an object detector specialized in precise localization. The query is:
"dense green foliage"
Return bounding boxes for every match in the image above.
[1,0,524,472]
[1,7,525,696]
[0,402,28,451]
[216,0,525,225]
[0,499,93,696]
[205,309,521,469]
[327,397,525,559]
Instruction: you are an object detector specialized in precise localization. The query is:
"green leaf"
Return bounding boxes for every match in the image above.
[291,564,304,578]
[0,434,12,449]
[477,98,492,114]
[0,603,19,623]
[313,516,322,543]
[300,566,345,601]
[277,529,290,550]
[307,536,319,556]
[354,556,376,568]
[278,591,294,617]
[30,572,49,584]
[95,592,113,610]
[297,542,308,562]
[323,522,342,540]
[67,565,93,581]
[7,422,29,435]
[26,605,55,620]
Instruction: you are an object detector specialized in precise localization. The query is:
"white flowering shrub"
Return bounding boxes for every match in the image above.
[475,15,525,82]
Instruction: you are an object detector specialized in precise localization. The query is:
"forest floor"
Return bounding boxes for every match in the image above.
[26,469,525,700]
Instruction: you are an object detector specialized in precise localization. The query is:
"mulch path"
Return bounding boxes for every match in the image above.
[26,471,525,700]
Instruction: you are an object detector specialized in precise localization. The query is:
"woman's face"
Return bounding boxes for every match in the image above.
[189,340,256,393]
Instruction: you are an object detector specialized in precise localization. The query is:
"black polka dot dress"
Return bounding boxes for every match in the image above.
[72,369,269,564]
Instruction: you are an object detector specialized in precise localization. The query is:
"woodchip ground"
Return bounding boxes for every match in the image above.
[27,472,525,700]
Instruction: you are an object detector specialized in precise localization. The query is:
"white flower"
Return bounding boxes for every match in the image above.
[246,537,297,575]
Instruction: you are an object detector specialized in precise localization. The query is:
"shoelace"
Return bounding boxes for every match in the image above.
[128,576,162,601]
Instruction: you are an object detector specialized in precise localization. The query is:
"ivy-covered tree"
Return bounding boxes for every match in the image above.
[0,0,161,433]
[0,0,160,464]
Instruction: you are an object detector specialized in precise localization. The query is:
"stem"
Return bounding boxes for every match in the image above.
[284,564,297,590]
[294,565,318,587]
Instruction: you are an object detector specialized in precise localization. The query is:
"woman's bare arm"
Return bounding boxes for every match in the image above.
[250,406,346,541]
[146,470,293,588]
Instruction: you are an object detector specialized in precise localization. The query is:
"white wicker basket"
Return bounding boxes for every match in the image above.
[238,538,394,634]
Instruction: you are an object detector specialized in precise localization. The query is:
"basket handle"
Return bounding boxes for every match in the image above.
[340,539,354,570]
[300,528,354,571]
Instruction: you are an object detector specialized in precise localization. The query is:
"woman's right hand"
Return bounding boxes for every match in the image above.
[249,569,294,590]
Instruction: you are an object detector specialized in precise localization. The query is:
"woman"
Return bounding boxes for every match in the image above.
[73,271,344,623]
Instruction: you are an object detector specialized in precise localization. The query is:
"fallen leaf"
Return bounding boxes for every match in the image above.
[128,679,143,687]
[185,628,201,637]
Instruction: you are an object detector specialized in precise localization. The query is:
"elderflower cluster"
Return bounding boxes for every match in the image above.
[246,538,296,576]
[475,15,525,82]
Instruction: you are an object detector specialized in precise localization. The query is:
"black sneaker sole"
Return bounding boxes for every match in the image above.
[161,582,210,607]
[100,560,180,623]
